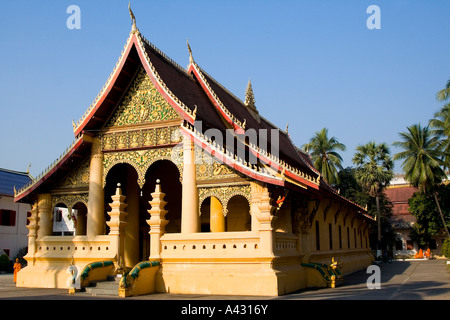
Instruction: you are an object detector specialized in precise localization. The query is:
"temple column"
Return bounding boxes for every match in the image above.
[210,196,225,232]
[75,206,87,236]
[37,193,52,238]
[124,173,140,268]
[87,137,105,237]
[181,137,198,233]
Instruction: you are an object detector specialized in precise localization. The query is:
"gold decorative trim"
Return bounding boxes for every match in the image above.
[99,126,182,152]
[198,184,251,216]
[103,147,183,189]
[52,193,88,212]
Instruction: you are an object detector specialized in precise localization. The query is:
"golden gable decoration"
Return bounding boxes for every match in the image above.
[106,67,180,127]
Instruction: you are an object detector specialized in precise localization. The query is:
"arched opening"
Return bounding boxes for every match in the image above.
[226,195,251,231]
[104,163,141,268]
[104,160,182,266]
[200,197,211,232]
[72,202,87,236]
[52,203,75,236]
[143,160,182,236]
[200,196,225,232]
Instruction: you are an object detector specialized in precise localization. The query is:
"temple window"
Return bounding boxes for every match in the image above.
[347,227,350,249]
[315,220,320,250]
[328,223,333,250]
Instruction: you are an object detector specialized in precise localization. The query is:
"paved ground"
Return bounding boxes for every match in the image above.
[0,259,448,301]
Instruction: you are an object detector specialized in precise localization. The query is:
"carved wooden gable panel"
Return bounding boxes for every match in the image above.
[106,67,180,128]
[195,148,243,182]
[52,157,90,191]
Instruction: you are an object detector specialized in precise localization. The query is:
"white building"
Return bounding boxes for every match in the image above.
[52,207,76,236]
[0,168,32,259]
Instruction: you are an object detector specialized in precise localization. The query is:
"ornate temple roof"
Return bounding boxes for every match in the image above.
[14,8,369,216]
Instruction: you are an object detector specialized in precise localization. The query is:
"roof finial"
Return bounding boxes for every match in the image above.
[128,1,137,33]
[285,122,289,133]
[244,78,257,112]
[187,38,194,64]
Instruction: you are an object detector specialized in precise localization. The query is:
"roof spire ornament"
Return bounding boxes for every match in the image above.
[128,2,137,33]
[187,38,194,64]
[244,78,257,113]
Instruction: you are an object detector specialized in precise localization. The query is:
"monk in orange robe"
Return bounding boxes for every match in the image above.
[13,258,21,283]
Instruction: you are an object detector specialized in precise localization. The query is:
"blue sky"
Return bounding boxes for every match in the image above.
[1,1,449,177]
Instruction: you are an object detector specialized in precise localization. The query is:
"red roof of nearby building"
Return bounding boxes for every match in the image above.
[385,185,418,216]
[385,186,417,202]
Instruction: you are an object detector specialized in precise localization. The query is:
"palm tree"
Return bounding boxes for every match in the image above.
[353,141,394,253]
[302,128,346,185]
[429,104,450,167]
[430,78,450,169]
[436,78,450,103]
[393,123,449,238]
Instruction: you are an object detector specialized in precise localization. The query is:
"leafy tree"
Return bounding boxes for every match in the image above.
[14,247,28,267]
[338,167,396,252]
[442,238,450,258]
[302,128,346,186]
[393,123,450,238]
[0,254,12,273]
[337,167,369,207]
[353,142,394,252]
[408,188,448,248]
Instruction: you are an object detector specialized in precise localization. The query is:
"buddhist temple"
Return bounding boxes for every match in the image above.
[14,7,374,296]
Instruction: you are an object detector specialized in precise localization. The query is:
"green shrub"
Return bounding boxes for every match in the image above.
[0,254,13,273]
[442,238,450,259]
[14,247,28,267]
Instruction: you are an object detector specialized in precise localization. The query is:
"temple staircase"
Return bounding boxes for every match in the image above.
[83,275,121,296]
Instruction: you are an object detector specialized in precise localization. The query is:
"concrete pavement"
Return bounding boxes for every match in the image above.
[0,259,449,300]
[279,258,450,300]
